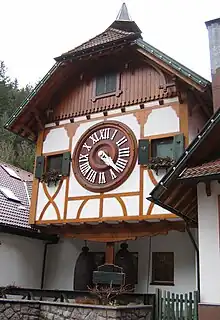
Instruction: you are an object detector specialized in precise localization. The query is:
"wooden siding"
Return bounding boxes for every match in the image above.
[51,63,176,121]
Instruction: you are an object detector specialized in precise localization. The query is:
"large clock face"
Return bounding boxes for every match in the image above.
[73,121,137,193]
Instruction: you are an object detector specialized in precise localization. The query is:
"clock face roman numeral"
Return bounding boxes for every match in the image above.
[89,132,100,144]
[79,153,89,162]
[86,169,97,183]
[99,128,110,140]
[110,129,118,141]
[114,158,128,172]
[118,147,130,158]
[116,136,127,147]
[83,143,92,152]
[79,161,91,176]
[98,172,106,184]
[110,169,117,180]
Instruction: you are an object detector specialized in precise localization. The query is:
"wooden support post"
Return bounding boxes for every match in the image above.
[105,242,114,264]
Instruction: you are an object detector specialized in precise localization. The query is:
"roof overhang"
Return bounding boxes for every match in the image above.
[149,106,220,224]
[5,35,212,142]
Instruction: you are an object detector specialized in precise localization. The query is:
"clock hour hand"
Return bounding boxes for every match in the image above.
[98,150,119,172]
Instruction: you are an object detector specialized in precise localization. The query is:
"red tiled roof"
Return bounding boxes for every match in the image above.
[0,161,33,229]
[179,159,220,180]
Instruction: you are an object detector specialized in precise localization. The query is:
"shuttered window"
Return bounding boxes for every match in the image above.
[152,137,174,159]
[35,152,71,179]
[47,154,63,173]
[151,252,174,285]
[137,134,184,165]
[96,73,117,96]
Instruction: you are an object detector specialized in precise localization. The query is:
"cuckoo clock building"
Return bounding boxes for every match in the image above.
[5,4,212,293]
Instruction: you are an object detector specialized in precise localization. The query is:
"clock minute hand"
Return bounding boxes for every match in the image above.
[98,150,119,173]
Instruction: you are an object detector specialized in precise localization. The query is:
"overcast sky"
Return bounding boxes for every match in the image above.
[1,0,220,88]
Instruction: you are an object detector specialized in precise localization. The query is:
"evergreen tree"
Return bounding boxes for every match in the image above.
[0,61,35,172]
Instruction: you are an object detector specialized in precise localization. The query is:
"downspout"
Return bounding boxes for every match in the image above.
[185,223,200,301]
[41,238,59,289]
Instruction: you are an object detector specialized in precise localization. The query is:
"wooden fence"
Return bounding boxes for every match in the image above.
[155,289,199,320]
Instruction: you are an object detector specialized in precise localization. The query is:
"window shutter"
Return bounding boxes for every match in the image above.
[173,134,184,161]
[62,152,71,176]
[138,139,149,165]
[35,156,45,179]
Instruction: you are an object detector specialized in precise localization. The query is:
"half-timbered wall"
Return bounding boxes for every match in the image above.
[44,231,197,293]
[33,97,186,224]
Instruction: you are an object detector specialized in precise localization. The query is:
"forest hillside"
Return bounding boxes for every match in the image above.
[0,61,35,172]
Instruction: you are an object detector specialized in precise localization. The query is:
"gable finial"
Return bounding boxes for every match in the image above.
[116,2,132,21]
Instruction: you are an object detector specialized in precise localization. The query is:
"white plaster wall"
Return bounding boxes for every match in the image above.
[144,106,179,136]
[197,181,220,303]
[44,231,196,294]
[188,107,206,143]
[43,127,69,153]
[0,233,44,288]
[44,238,105,290]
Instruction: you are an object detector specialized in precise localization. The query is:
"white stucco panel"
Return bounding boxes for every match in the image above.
[106,163,139,194]
[107,113,140,140]
[103,197,124,217]
[66,200,83,219]
[36,183,48,220]
[71,120,102,154]
[143,170,156,214]
[52,180,66,220]
[121,196,139,216]
[68,166,94,197]
[144,106,179,136]
[42,205,57,220]
[80,199,100,219]
[43,127,69,153]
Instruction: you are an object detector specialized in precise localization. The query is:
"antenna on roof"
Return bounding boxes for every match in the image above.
[116,3,132,21]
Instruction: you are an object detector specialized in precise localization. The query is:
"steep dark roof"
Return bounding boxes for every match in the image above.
[56,27,139,61]
[0,162,33,229]
[0,161,58,241]
[5,3,211,140]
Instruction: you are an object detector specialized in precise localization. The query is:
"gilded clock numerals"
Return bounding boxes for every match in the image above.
[98,172,106,184]
[116,136,127,147]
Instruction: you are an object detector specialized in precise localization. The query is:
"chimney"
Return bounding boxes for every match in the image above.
[206,18,220,112]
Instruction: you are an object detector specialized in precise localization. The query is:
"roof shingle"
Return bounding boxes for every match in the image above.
[0,161,33,229]
[179,159,220,180]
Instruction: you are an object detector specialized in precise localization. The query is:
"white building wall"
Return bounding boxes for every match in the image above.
[0,233,44,288]
[197,181,220,304]
[44,231,196,293]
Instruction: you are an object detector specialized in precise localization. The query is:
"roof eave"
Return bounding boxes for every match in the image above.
[135,39,211,92]
[150,106,220,201]
[55,33,140,62]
